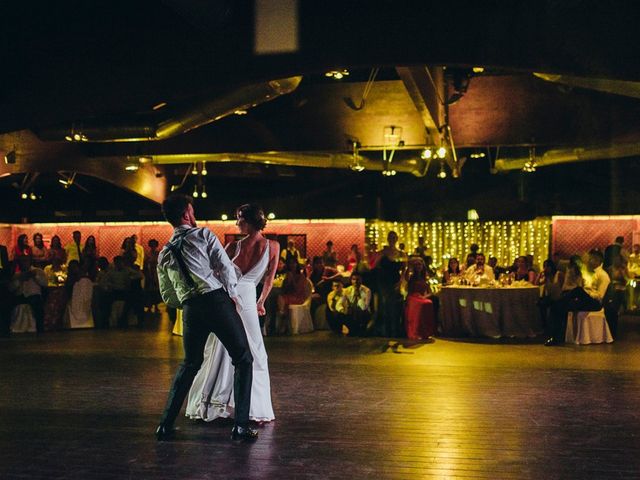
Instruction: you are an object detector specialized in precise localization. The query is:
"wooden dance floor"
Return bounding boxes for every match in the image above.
[2,314,640,479]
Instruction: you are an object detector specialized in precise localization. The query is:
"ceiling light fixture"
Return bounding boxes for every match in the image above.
[152,102,167,110]
[470,152,486,159]
[21,192,28,199]
[192,186,199,198]
[325,69,350,80]
[201,162,208,176]
[437,146,447,158]
[221,214,228,221]
[29,192,37,200]
[201,185,208,199]
[191,163,198,175]
[267,212,276,220]
[125,164,139,171]
[523,146,538,173]
[437,160,447,179]
[421,148,433,160]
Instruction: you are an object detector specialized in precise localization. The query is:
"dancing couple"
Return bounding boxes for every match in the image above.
[155,194,279,442]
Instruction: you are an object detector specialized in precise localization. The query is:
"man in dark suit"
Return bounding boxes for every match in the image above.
[0,244,11,337]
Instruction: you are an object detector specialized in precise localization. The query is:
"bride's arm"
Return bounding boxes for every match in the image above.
[256,240,280,315]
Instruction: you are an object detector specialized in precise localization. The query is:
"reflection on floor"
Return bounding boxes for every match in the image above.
[1,313,640,479]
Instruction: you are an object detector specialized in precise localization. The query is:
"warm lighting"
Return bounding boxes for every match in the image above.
[170,185,179,192]
[325,69,349,79]
[138,156,153,164]
[152,102,167,110]
[21,192,28,199]
[73,133,82,141]
[234,109,248,115]
[29,192,37,200]
[221,214,228,221]
[467,209,479,221]
[472,66,485,73]
[64,136,73,141]
[382,169,397,177]
[4,150,16,164]
[437,161,447,179]
[523,161,537,173]
[470,152,485,159]
[192,186,199,198]
[201,185,208,198]
[437,146,447,158]
[58,179,69,186]
[267,212,276,220]
[201,162,208,176]
[421,148,432,160]
[125,164,139,171]
[191,164,198,175]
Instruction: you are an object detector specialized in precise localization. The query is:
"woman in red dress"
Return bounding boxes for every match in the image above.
[403,257,436,340]
[277,256,311,319]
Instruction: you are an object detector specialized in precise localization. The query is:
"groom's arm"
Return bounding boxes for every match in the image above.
[203,228,239,299]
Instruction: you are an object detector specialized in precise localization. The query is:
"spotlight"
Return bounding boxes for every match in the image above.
[325,69,349,80]
[437,146,447,158]
[4,150,16,164]
[267,212,276,220]
[470,152,486,159]
[472,66,485,74]
[152,102,167,111]
[64,136,73,142]
[192,187,199,198]
[170,185,179,192]
[201,185,208,198]
[350,163,365,172]
[138,156,153,164]
[438,161,447,179]
[221,214,228,221]
[191,164,198,175]
[234,109,248,115]
[73,133,82,141]
[29,192,37,200]
[21,192,28,199]
[125,164,139,171]
[421,148,432,160]
[201,162,208,176]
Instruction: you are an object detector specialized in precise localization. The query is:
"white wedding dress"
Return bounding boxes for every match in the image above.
[186,240,275,422]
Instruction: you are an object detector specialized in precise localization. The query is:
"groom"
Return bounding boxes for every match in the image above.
[155,194,257,442]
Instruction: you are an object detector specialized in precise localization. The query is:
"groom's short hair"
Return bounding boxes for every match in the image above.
[162,194,193,227]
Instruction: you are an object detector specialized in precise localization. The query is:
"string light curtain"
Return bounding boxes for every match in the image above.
[366,218,551,268]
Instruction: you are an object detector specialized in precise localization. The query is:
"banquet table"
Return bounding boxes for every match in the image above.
[440,285,542,338]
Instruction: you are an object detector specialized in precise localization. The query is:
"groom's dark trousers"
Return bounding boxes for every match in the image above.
[159,289,253,427]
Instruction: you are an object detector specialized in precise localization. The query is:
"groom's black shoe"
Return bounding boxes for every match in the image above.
[231,425,258,442]
[155,423,178,441]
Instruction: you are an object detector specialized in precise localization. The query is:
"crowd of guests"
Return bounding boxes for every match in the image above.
[0,231,162,336]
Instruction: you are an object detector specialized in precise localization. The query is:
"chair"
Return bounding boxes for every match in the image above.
[10,304,37,333]
[312,303,330,330]
[65,278,95,329]
[288,279,314,335]
[565,309,614,345]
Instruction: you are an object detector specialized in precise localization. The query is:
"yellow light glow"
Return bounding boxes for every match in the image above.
[421,148,432,159]
[267,212,276,220]
[125,165,139,171]
[472,66,485,73]
[437,146,447,158]
[221,214,228,221]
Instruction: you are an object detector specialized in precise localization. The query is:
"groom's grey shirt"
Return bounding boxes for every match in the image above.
[157,225,238,308]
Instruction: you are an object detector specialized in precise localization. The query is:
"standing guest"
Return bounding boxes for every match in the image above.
[464,253,495,283]
[82,235,98,280]
[64,261,94,329]
[48,235,67,265]
[546,249,610,346]
[344,272,372,336]
[374,231,405,337]
[414,236,429,260]
[322,240,338,268]
[403,258,437,340]
[120,237,137,267]
[628,244,640,277]
[467,243,480,264]
[280,239,301,265]
[93,257,111,329]
[604,256,630,337]
[604,236,625,270]
[155,193,255,442]
[0,243,11,337]
[464,253,476,269]
[326,280,350,334]
[65,230,83,265]
[104,256,134,327]
[347,244,361,272]
[309,256,338,300]
[10,256,48,334]
[13,234,31,267]
[443,257,462,285]
[31,233,49,269]
[144,239,161,313]
[131,234,145,269]
[513,256,536,284]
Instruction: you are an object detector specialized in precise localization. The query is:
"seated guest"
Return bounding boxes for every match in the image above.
[536,259,562,330]
[326,280,349,334]
[513,256,536,284]
[277,256,310,322]
[488,256,507,277]
[464,252,476,270]
[64,230,83,265]
[403,258,436,339]
[309,256,338,300]
[9,255,47,333]
[344,272,372,336]
[64,261,94,329]
[464,253,495,283]
[44,257,67,286]
[545,249,610,346]
[48,235,67,265]
[280,240,302,265]
[322,240,338,268]
[31,233,49,269]
[104,255,135,327]
[443,257,462,285]
[561,255,584,292]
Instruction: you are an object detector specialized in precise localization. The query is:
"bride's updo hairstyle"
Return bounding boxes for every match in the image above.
[236,203,267,231]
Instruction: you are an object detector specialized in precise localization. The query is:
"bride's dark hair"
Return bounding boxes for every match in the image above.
[236,203,267,231]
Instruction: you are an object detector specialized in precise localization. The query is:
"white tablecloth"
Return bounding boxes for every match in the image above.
[440,286,542,338]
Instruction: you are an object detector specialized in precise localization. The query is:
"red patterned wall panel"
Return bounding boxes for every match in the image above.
[551,216,640,256]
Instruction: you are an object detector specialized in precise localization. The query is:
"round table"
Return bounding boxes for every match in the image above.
[440,285,542,338]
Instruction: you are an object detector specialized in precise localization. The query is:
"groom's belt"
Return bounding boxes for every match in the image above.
[182,287,225,306]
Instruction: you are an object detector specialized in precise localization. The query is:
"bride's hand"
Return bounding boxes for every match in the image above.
[257,301,266,316]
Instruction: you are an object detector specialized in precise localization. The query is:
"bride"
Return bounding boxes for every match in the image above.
[186,204,279,423]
